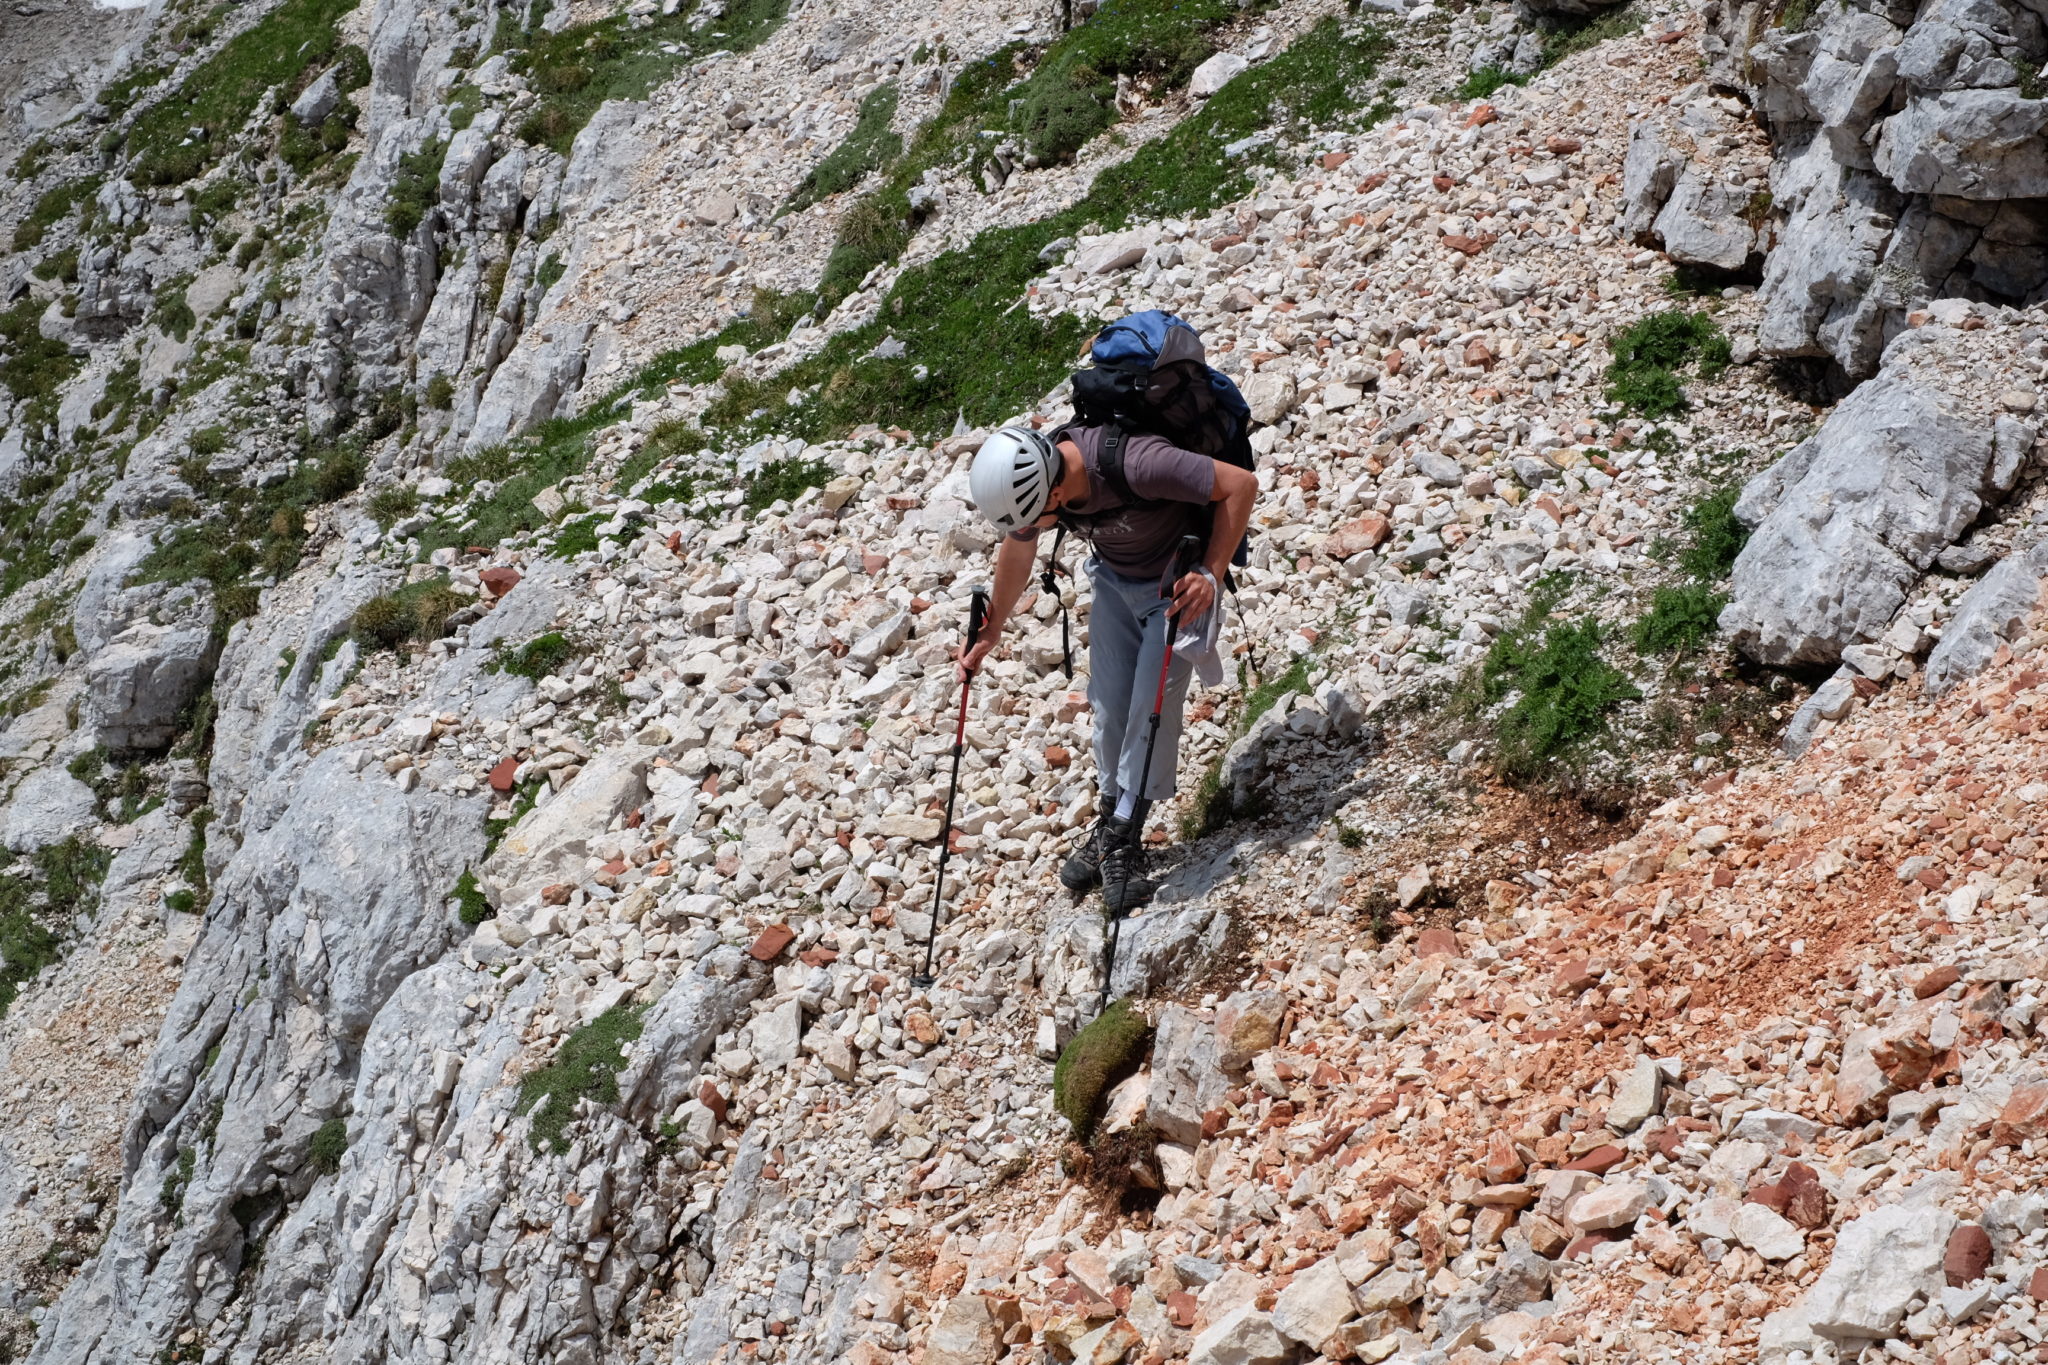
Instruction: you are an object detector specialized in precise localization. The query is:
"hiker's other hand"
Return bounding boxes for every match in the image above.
[1170,570,1215,624]
[957,637,995,680]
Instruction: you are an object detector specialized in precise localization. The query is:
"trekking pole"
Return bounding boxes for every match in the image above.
[1100,535,1204,1015]
[913,587,990,990]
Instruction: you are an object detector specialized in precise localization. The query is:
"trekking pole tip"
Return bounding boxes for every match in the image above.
[910,972,933,989]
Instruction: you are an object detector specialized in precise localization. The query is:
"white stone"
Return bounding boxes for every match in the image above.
[1190,52,1250,98]
[1272,1255,1354,1348]
[1732,1203,1806,1261]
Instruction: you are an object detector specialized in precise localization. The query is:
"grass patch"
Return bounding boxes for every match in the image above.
[417,390,634,554]
[490,630,575,680]
[743,455,832,513]
[128,436,367,623]
[1456,65,1526,100]
[1052,997,1152,1142]
[1471,599,1640,781]
[347,576,466,652]
[452,868,493,925]
[614,418,707,495]
[731,16,1390,441]
[630,286,817,392]
[1004,0,1234,166]
[787,82,903,212]
[519,1002,646,1153]
[1603,310,1731,419]
[10,177,99,253]
[368,485,419,529]
[0,296,83,442]
[0,837,114,1017]
[484,776,544,857]
[504,0,788,154]
[122,0,358,186]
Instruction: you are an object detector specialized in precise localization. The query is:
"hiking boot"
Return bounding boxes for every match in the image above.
[1059,820,1110,893]
[1100,826,1157,918]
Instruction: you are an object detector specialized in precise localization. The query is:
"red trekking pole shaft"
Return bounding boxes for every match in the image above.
[914,587,989,989]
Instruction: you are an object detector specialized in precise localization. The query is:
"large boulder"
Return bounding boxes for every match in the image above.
[1801,1204,1956,1342]
[1721,334,2033,666]
[479,745,652,909]
[1653,169,1759,271]
[1876,91,2048,199]
[82,619,219,753]
[3,767,99,853]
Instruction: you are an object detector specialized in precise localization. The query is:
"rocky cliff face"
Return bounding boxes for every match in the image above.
[4,0,2048,1361]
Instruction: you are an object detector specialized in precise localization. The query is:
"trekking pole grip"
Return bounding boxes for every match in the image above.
[967,586,989,657]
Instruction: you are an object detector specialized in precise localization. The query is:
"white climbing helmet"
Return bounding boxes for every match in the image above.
[968,426,1061,532]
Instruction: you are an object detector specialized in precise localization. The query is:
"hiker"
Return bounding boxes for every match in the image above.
[961,420,1257,912]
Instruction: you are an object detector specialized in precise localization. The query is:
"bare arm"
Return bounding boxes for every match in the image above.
[959,532,1039,675]
[1172,461,1258,622]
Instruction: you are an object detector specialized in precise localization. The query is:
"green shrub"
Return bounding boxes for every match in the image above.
[1632,583,1727,655]
[614,417,707,493]
[189,426,228,457]
[31,247,80,284]
[452,868,493,925]
[1678,483,1749,580]
[519,1003,646,1152]
[308,1117,348,1173]
[786,82,902,212]
[160,1145,197,1218]
[0,875,59,1017]
[423,373,455,410]
[34,836,111,918]
[1537,0,1642,66]
[1052,997,1151,1142]
[535,252,566,294]
[165,889,198,914]
[1603,310,1731,418]
[385,140,447,236]
[1477,614,1640,779]
[1456,65,1527,99]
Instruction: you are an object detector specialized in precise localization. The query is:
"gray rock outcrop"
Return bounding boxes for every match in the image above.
[1924,536,2048,692]
[1721,331,2034,667]
[2,768,98,853]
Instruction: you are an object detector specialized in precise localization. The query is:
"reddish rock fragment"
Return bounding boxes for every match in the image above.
[748,923,796,961]
[699,1079,728,1123]
[1545,135,1583,154]
[1555,958,1602,995]
[1167,1291,1198,1328]
[1996,1082,2048,1144]
[1416,928,1460,958]
[1045,745,1071,768]
[2030,1266,2048,1301]
[1564,1144,1626,1175]
[487,756,519,793]
[479,566,522,597]
[1442,232,1497,256]
[1913,964,1962,998]
[1947,1224,1993,1286]
[541,883,573,905]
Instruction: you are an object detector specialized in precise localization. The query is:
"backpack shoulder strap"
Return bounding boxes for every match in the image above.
[1098,427,1142,507]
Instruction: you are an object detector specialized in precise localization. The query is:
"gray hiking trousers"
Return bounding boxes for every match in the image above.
[1086,556,1196,819]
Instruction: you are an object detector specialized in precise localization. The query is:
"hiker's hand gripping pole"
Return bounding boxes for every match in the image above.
[1099,535,1204,1016]
[913,587,989,990]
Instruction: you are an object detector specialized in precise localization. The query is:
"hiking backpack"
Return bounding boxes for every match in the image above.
[1039,310,1260,676]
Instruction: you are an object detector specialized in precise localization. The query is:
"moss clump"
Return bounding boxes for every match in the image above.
[786,82,903,212]
[308,1117,348,1173]
[452,868,493,925]
[1603,310,1732,419]
[1474,607,1641,781]
[519,1003,646,1152]
[1053,997,1152,1142]
[491,631,575,680]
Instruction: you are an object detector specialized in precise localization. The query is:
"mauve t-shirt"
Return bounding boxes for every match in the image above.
[1008,424,1215,580]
